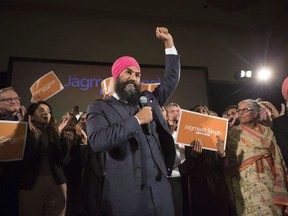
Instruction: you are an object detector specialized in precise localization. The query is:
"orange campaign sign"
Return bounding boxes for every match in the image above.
[101,77,160,98]
[141,83,160,92]
[175,109,228,151]
[101,77,115,98]
[0,121,28,161]
[30,71,64,102]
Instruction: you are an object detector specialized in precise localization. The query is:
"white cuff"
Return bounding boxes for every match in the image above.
[134,116,141,125]
[165,46,178,55]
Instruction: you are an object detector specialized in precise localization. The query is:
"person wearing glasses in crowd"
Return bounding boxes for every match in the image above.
[0,87,27,216]
[165,102,186,216]
[0,87,26,121]
[225,99,288,215]
[167,103,181,134]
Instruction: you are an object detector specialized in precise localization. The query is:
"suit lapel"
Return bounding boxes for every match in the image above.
[142,91,170,134]
[106,96,131,120]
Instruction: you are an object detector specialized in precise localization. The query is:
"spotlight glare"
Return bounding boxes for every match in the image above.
[257,68,271,81]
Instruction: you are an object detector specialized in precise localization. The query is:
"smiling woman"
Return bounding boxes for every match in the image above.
[18,101,67,216]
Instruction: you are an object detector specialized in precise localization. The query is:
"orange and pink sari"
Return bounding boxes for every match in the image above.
[225,123,288,215]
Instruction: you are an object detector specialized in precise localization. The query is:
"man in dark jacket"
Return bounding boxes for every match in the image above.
[0,87,26,216]
[87,27,180,216]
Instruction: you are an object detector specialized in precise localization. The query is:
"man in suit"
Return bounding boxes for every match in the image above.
[273,102,288,165]
[0,87,26,216]
[86,27,180,216]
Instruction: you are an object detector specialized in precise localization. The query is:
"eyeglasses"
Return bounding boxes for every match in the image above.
[0,97,21,103]
[236,108,254,114]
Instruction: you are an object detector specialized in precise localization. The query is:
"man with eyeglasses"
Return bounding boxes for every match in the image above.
[0,87,26,121]
[166,103,181,134]
[0,87,26,216]
[166,102,186,216]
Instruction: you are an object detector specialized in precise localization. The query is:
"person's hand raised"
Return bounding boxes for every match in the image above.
[76,122,87,144]
[280,103,286,116]
[155,27,174,48]
[17,105,26,121]
[58,115,69,134]
[28,115,41,140]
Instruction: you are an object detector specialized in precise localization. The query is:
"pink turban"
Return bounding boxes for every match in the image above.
[282,76,288,101]
[111,56,140,79]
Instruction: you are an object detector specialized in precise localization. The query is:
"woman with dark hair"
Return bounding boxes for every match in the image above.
[179,104,229,216]
[19,101,66,216]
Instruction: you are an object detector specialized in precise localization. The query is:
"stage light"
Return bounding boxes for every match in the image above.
[256,68,271,81]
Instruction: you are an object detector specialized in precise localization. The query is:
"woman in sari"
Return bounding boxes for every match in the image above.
[225,99,288,215]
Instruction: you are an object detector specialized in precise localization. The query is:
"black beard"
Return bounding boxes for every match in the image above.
[115,78,141,105]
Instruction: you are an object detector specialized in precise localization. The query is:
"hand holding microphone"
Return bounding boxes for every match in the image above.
[136,96,152,134]
[135,107,153,124]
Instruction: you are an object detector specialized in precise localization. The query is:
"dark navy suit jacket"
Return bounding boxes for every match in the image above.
[273,114,288,166]
[87,54,180,215]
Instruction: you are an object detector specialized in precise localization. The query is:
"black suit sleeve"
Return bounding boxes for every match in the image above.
[273,116,288,165]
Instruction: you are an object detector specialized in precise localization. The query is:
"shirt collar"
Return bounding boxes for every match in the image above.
[112,92,128,103]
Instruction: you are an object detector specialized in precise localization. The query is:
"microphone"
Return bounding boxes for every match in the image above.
[139,96,152,135]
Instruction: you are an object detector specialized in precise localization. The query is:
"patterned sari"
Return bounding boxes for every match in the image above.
[225,123,288,215]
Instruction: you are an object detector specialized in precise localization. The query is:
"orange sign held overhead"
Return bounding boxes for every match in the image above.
[30,71,64,102]
[141,83,160,92]
[175,110,228,151]
[0,121,28,161]
[101,77,115,99]
[101,77,160,99]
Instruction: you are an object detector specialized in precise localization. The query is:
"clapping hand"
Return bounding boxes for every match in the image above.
[76,122,87,144]
[28,115,41,140]
[261,136,275,157]
[216,135,225,157]
[17,105,27,121]
[58,115,69,134]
